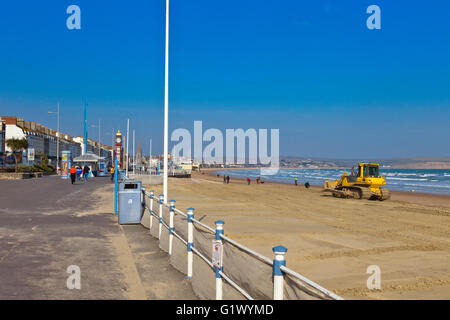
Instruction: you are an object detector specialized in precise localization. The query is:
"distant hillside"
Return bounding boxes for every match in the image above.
[280,157,450,169]
[377,158,450,169]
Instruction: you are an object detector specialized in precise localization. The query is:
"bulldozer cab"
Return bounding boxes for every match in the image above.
[358,163,380,178]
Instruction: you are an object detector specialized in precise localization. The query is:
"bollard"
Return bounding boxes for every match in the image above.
[169,200,175,256]
[215,220,225,300]
[272,246,287,300]
[158,194,164,240]
[149,190,154,231]
[186,208,194,279]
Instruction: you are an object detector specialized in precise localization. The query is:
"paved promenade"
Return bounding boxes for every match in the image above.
[0,175,196,299]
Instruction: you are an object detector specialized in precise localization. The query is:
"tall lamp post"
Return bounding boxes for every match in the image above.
[91,119,101,157]
[105,128,115,164]
[126,119,130,177]
[133,129,135,175]
[48,102,60,173]
[149,138,152,174]
[163,0,169,204]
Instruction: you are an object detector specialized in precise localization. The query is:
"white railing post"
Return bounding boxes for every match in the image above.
[186,208,194,279]
[169,200,175,256]
[149,190,154,231]
[272,245,287,300]
[158,194,164,240]
[215,220,225,300]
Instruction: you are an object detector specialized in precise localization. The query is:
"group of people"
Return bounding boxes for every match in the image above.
[247,177,264,185]
[69,165,91,184]
[223,175,230,184]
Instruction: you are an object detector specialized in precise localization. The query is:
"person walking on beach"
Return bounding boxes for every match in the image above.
[226,175,230,184]
[223,175,226,184]
[83,165,90,182]
[247,177,251,185]
[295,177,298,186]
[69,166,77,184]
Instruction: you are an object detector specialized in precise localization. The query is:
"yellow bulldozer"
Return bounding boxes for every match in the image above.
[323,162,390,200]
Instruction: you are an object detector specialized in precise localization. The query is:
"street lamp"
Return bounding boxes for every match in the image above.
[163,0,169,204]
[90,119,101,157]
[48,102,60,173]
[104,128,115,163]
[126,119,130,176]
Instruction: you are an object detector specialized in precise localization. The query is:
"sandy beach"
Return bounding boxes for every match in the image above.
[146,170,450,300]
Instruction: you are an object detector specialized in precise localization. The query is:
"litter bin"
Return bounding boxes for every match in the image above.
[118,180,143,224]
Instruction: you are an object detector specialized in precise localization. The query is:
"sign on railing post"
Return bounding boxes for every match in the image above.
[214,220,225,300]
[149,190,154,231]
[141,188,146,206]
[158,194,164,240]
[169,200,176,256]
[186,208,194,279]
[272,245,287,300]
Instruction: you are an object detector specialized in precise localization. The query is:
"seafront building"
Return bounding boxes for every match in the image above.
[0,120,5,162]
[0,116,112,168]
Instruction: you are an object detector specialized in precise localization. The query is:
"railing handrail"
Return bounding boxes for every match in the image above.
[219,234,273,266]
[280,265,343,300]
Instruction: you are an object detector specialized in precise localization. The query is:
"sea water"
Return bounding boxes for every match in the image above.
[216,168,450,195]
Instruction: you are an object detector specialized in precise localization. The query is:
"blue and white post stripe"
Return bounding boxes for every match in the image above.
[158,194,164,240]
[169,200,175,256]
[149,190,154,231]
[186,208,194,279]
[272,245,287,300]
[215,220,225,300]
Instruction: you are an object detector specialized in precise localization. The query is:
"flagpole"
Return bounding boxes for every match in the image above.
[163,0,169,204]
[126,119,130,177]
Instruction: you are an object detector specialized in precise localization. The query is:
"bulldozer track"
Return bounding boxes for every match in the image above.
[328,186,373,200]
[380,188,391,200]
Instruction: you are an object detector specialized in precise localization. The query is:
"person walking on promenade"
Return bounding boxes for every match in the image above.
[69,166,77,184]
[83,165,90,182]
[247,177,251,185]
[76,166,82,181]
[226,175,230,184]
[110,166,115,182]
[295,177,298,186]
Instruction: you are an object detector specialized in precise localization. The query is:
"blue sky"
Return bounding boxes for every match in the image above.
[0,1,449,158]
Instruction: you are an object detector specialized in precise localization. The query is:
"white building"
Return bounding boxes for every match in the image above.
[0,116,81,166]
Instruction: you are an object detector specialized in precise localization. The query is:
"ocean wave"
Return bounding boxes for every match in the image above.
[387,177,428,181]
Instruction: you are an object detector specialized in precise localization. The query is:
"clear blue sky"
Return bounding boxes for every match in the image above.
[0,1,449,158]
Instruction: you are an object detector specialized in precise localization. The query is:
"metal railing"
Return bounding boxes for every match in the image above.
[142,189,343,300]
